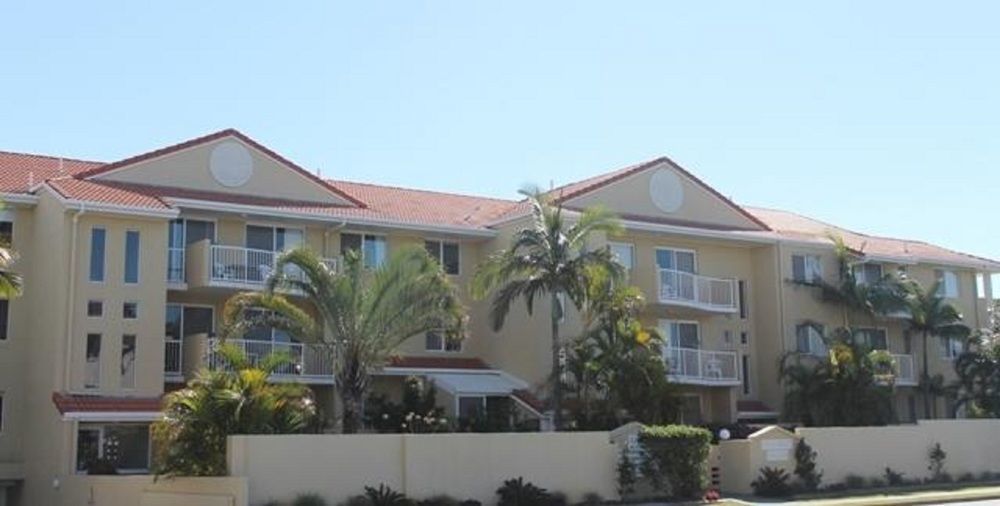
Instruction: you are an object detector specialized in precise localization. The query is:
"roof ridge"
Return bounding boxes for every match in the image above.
[0,148,104,165]
[329,178,518,204]
[547,156,666,202]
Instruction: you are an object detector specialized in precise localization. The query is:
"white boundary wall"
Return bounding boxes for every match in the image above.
[227,432,619,506]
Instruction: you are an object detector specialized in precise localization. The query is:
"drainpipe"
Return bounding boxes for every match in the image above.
[63,203,86,391]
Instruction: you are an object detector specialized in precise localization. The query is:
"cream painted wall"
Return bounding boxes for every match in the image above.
[565,163,762,230]
[96,136,351,205]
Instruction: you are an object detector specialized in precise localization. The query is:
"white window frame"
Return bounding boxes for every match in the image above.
[937,270,959,299]
[245,223,306,252]
[853,262,883,285]
[795,322,827,356]
[609,242,635,271]
[168,217,219,283]
[425,239,461,276]
[424,329,462,353]
[340,231,388,268]
[659,319,701,349]
[74,423,151,475]
[855,327,889,351]
[941,336,964,359]
[791,254,823,283]
[655,247,698,273]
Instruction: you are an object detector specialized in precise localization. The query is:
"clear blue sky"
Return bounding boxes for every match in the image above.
[2,2,998,261]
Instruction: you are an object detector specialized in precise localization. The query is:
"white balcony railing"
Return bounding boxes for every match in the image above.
[209,245,338,287]
[206,338,333,379]
[664,347,740,384]
[164,339,182,376]
[658,269,737,312]
[891,353,917,385]
[167,247,185,283]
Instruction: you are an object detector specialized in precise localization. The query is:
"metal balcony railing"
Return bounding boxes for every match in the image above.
[664,347,740,384]
[658,268,737,312]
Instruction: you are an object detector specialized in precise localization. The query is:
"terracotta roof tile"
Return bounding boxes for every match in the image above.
[47,178,172,210]
[0,150,101,194]
[52,392,162,414]
[388,356,491,370]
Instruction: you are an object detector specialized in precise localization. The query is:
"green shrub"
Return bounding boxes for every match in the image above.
[262,501,285,506]
[458,501,481,506]
[416,496,460,506]
[549,492,567,506]
[338,495,372,506]
[957,472,976,483]
[883,467,905,486]
[750,467,792,498]
[615,451,637,498]
[843,474,867,489]
[364,485,410,506]
[578,492,603,506]
[496,477,552,506]
[793,439,822,491]
[927,442,947,482]
[639,424,712,499]
[293,494,329,506]
[868,478,885,488]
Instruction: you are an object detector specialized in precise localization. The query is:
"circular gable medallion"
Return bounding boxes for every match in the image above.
[209,141,254,188]
[649,168,684,213]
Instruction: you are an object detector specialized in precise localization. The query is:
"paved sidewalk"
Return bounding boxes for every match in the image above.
[718,484,1000,505]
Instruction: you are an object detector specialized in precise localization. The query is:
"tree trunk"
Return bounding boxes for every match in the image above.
[339,384,363,434]
[922,329,931,419]
[550,292,563,431]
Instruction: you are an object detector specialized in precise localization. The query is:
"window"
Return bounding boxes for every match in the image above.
[76,423,150,474]
[0,221,12,247]
[853,263,883,285]
[457,396,486,421]
[662,321,699,349]
[0,392,4,433]
[121,335,136,389]
[122,302,138,320]
[738,280,748,319]
[936,270,959,299]
[740,331,749,345]
[741,355,750,395]
[609,242,635,271]
[89,228,106,282]
[0,300,7,340]
[425,240,460,275]
[124,230,140,283]
[425,329,461,352]
[656,248,696,273]
[341,233,387,268]
[977,273,986,299]
[941,336,963,359]
[85,333,101,388]
[855,328,888,350]
[791,254,822,283]
[679,395,702,424]
[87,300,103,318]
[168,219,215,282]
[795,323,826,356]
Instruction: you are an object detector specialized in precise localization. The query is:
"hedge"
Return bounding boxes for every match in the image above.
[638,424,713,499]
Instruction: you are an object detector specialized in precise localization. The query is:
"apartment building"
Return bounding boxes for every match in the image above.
[0,129,995,505]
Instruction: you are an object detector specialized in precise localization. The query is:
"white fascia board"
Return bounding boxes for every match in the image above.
[62,411,163,422]
[166,198,497,238]
[0,193,39,206]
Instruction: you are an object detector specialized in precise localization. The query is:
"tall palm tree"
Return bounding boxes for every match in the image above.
[153,344,315,477]
[472,188,622,429]
[222,246,465,433]
[815,234,903,326]
[900,279,970,419]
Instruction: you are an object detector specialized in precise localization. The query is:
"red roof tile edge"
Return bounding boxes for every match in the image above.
[51,392,162,414]
[388,356,491,370]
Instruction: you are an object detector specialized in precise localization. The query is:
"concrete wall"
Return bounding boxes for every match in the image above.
[53,476,247,506]
[716,420,1000,494]
[227,432,619,505]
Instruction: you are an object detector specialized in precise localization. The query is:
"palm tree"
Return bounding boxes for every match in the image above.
[814,235,903,326]
[222,246,465,433]
[900,279,970,419]
[472,188,623,429]
[0,220,22,298]
[152,344,316,477]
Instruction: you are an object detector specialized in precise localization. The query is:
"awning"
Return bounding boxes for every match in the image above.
[428,372,522,396]
[52,392,163,422]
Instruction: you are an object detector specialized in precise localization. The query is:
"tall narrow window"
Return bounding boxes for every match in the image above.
[741,354,750,395]
[85,334,101,388]
[662,321,700,349]
[124,231,140,283]
[0,221,13,247]
[0,392,4,433]
[936,270,959,298]
[0,300,7,340]
[738,280,748,319]
[424,240,460,275]
[121,335,136,389]
[89,228,106,282]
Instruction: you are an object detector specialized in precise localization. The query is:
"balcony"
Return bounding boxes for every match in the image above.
[658,269,737,313]
[164,339,183,381]
[664,347,740,385]
[184,241,338,290]
[891,353,917,386]
[202,337,334,383]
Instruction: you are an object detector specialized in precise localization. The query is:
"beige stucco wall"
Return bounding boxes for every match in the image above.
[96,136,350,205]
[227,432,618,505]
[564,163,762,230]
[53,475,247,506]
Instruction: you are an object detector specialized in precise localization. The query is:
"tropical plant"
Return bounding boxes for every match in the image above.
[222,246,465,433]
[293,493,329,506]
[952,338,1000,417]
[779,327,895,426]
[927,442,947,482]
[495,477,552,506]
[793,438,822,491]
[566,277,678,429]
[809,234,904,326]
[472,188,622,429]
[0,206,21,299]
[639,425,713,499]
[152,344,316,476]
[615,450,637,498]
[883,467,905,486]
[365,376,449,433]
[899,279,971,418]
[364,484,411,506]
[750,467,792,498]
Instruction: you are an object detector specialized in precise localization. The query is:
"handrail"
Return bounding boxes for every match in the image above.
[658,268,737,311]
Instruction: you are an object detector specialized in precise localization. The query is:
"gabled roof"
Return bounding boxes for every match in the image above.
[0,150,101,193]
[746,206,1000,269]
[546,156,771,231]
[75,129,366,208]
